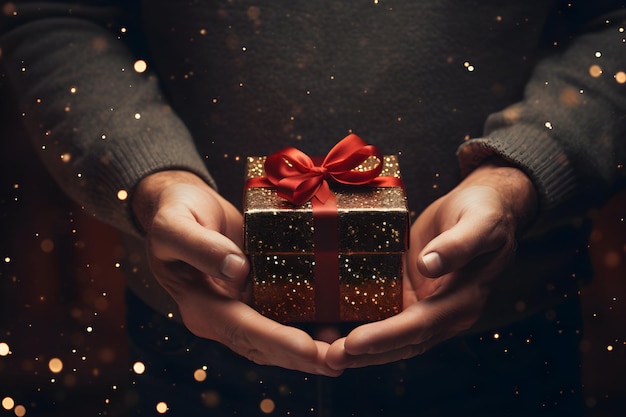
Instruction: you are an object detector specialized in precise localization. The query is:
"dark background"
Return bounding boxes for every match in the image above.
[0,114,625,416]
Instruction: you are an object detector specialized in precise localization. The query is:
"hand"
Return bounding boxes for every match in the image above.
[132,170,342,376]
[326,160,538,369]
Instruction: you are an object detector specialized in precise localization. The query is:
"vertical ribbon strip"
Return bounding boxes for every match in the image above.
[310,191,341,322]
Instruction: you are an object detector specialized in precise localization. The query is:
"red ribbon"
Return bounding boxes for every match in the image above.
[262,133,384,205]
[247,134,402,322]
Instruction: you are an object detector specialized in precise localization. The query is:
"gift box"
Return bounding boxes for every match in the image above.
[243,134,409,323]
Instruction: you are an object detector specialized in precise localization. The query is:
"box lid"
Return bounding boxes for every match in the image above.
[244,155,408,254]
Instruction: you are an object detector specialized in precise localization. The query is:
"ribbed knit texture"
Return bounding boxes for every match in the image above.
[3,1,625,233]
[1,16,214,235]
[1,0,625,317]
[459,15,626,218]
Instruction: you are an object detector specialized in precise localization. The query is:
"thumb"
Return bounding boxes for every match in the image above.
[151,215,250,285]
[416,216,506,278]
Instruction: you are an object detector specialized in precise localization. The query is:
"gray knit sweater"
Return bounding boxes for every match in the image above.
[1,0,625,322]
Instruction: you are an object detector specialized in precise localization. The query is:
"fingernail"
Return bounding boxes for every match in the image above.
[220,254,247,280]
[422,252,443,276]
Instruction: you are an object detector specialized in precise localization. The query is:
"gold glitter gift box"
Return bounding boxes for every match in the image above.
[243,135,409,323]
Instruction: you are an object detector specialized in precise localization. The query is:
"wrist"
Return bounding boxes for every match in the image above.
[131,170,214,232]
[462,158,538,232]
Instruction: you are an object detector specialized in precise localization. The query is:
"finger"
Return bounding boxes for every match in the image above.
[415,213,508,278]
[312,341,344,376]
[247,324,341,376]
[208,298,342,376]
[244,332,341,376]
[151,214,249,284]
[340,286,482,357]
[340,305,432,356]
[235,319,343,376]
[327,337,431,370]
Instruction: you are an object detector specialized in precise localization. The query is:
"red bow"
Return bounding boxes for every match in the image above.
[264,134,383,205]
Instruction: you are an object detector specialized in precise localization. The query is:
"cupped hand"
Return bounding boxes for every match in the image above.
[132,170,342,376]
[326,160,538,369]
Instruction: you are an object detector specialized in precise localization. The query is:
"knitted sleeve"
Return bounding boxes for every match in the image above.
[0,5,215,236]
[458,7,626,222]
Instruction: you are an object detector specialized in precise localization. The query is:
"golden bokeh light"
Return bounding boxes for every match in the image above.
[589,64,603,78]
[117,189,128,201]
[134,60,148,73]
[156,401,168,414]
[559,87,581,106]
[41,239,55,253]
[14,405,26,417]
[259,398,276,414]
[201,390,220,408]
[2,3,17,16]
[1,397,14,410]
[48,357,63,374]
[133,361,146,374]
[193,368,207,382]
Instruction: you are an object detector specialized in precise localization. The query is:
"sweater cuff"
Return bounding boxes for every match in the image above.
[457,122,577,214]
[91,142,216,239]
[84,106,217,237]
